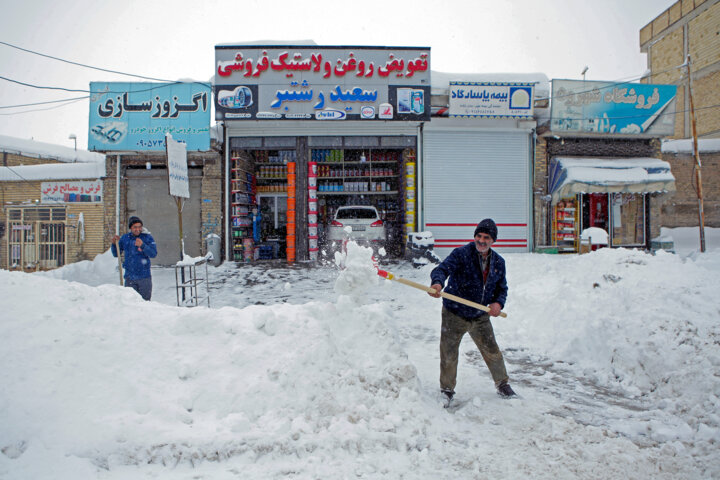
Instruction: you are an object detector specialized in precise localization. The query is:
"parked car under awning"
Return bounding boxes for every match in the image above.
[548,157,676,203]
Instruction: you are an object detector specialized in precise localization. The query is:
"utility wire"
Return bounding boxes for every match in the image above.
[0,96,87,116]
[0,40,175,82]
[0,96,89,109]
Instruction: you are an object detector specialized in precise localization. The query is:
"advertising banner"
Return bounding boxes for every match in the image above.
[88,82,211,151]
[214,46,431,121]
[449,82,534,118]
[166,134,190,198]
[41,180,103,204]
[550,79,677,135]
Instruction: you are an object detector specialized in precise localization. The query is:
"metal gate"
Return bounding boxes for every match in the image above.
[422,127,532,257]
[6,206,67,271]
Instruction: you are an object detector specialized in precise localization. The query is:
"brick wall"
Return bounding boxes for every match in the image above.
[661,150,720,226]
[200,155,223,256]
[641,0,720,139]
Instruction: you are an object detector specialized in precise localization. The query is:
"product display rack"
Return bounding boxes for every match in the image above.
[313,148,400,195]
[230,152,256,261]
[552,197,580,253]
[254,150,295,194]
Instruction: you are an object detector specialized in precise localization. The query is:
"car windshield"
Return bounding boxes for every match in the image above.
[336,208,377,220]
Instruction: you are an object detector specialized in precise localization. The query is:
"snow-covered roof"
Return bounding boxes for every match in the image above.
[662,138,720,154]
[0,134,105,164]
[0,162,106,182]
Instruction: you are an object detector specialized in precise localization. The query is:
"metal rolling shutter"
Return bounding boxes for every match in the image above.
[126,169,203,266]
[422,129,531,257]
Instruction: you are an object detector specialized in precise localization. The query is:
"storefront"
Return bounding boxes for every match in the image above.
[88,82,219,265]
[0,162,107,271]
[421,75,544,257]
[537,79,679,252]
[215,45,430,262]
[548,157,675,251]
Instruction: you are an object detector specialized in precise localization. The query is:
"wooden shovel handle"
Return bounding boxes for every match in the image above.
[391,276,508,318]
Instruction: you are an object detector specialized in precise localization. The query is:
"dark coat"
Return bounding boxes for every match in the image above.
[430,242,508,319]
[111,231,157,280]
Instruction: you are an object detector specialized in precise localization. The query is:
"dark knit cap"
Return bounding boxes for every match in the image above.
[474,218,498,241]
[128,216,143,229]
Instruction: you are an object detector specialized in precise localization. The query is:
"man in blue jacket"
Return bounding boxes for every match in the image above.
[111,216,158,301]
[429,218,516,405]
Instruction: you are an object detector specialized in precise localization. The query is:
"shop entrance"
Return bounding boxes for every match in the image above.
[581,193,646,247]
[229,137,415,262]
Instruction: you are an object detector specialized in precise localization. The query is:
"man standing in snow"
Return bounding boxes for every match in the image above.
[111,216,157,301]
[428,218,516,405]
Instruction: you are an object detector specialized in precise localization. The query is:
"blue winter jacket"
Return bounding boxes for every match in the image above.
[430,242,508,319]
[111,231,157,280]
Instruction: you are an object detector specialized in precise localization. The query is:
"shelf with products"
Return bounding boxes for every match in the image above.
[552,198,579,253]
[312,148,402,195]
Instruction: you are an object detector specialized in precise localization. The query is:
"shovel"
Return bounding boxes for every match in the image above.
[376,268,508,318]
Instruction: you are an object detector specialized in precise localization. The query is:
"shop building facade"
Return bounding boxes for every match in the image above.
[422,73,544,257]
[215,45,430,262]
[0,136,107,271]
[88,82,221,265]
[534,79,679,252]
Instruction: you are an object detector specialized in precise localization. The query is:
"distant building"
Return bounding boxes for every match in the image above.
[640,0,720,139]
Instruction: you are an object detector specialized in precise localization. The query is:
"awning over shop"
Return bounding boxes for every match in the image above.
[548,157,675,203]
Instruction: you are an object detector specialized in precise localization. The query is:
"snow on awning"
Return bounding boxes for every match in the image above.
[0,162,106,182]
[548,157,675,203]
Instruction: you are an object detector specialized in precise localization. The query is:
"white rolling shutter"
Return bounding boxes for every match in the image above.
[422,128,531,257]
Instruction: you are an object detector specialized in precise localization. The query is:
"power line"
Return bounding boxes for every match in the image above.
[0,96,89,109]
[0,96,87,116]
[0,40,175,82]
[0,75,88,93]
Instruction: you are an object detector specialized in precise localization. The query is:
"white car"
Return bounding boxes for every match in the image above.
[326,206,386,247]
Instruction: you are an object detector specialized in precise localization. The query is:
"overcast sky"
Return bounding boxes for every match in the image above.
[0,0,676,150]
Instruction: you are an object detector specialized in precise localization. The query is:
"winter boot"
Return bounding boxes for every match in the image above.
[496,381,517,398]
[441,388,455,408]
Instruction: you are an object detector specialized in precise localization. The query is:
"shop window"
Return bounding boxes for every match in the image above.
[611,194,645,246]
[5,206,66,271]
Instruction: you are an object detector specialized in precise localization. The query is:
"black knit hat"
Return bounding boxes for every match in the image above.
[128,216,143,229]
[474,218,498,241]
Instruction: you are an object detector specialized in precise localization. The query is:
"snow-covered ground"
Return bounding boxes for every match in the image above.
[1,228,719,479]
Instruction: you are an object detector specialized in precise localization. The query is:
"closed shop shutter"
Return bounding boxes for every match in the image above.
[126,169,203,266]
[422,128,531,257]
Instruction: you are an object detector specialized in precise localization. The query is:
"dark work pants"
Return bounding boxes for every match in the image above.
[125,277,152,301]
[440,307,508,392]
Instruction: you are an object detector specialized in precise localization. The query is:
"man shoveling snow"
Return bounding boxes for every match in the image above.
[429,219,516,406]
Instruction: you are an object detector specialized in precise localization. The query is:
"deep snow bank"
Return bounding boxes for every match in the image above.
[0,269,428,476]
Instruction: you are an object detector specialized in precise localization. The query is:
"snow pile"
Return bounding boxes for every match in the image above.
[0,269,426,477]
[506,248,720,445]
[333,241,379,297]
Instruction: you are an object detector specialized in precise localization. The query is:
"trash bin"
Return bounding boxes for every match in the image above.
[406,231,441,267]
[205,234,222,266]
